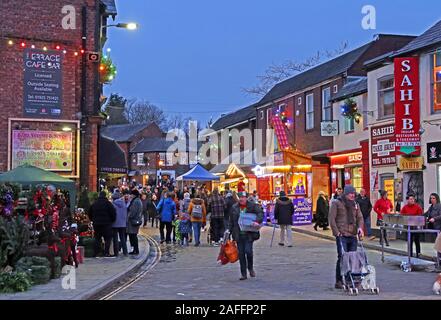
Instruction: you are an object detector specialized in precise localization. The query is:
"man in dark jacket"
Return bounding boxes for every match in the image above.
[274,191,294,247]
[224,191,237,233]
[356,188,374,240]
[207,188,226,245]
[89,191,117,257]
[228,192,263,281]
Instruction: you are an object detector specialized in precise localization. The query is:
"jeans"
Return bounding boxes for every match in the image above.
[211,217,224,242]
[364,216,372,237]
[336,236,358,283]
[143,212,149,226]
[192,222,202,245]
[238,235,254,277]
[93,224,113,256]
[112,227,128,256]
[180,233,189,245]
[160,221,173,243]
[151,216,159,228]
[128,233,139,253]
[279,225,293,246]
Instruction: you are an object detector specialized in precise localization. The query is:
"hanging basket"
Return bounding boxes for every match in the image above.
[99,55,117,84]
[341,98,362,124]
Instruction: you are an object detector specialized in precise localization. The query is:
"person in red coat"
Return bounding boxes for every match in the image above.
[373,190,393,246]
[401,194,423,258]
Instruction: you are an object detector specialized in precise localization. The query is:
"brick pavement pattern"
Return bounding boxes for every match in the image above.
[112,227,441,300]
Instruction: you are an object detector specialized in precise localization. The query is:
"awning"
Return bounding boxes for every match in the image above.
[176,163,220,181]
[99,135,128,174]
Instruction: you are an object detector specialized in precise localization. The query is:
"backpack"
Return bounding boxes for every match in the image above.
[192,204,203,219]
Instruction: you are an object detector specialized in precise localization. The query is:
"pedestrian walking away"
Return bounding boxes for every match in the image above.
[328,185,364,289]
[426,193,441,268]
[401,193,424,258]
[111,189,128,257]
[156,191,177,244]
[141,192,149,227]
[88,191,116,258]
[188,192,207,247]
[207,188,226,246]
[228,191,263,281]
[127,189,143,255]
[274,191,294,247]
[314,191,329,231]
[356,188,374,240]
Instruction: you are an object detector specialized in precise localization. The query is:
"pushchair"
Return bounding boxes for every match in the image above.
[340,239,380,296]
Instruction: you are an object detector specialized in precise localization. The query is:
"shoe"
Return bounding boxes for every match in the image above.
[323,227,329,231]
[160,240,165,244]
[278,243,284,246]
[369,236,376,241]
[240,275,247,281]
[335,282,344,289]
[386,243,390,247]
[213,242,219,247]
[166,241,171,245]
[129,251,139,255]
[195,242,200,247]
[249,270,256,278]
[288,245,293,248]
[314,225,318,231]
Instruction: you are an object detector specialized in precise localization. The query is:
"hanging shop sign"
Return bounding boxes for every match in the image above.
[330,152,363,167]
[371,124,396,167]
[398,156,424,171]
[394,57,421,156]
[23,49,63,118]
[292,198,313,226]
[427,142,441,164]
[11,130,73,171]
[321,121,339,137]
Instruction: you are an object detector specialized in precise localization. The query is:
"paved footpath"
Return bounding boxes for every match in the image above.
[0,236,149,300]
[111,226,441,300]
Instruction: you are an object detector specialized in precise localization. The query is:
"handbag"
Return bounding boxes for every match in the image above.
[217,244,230,265]
[224,240,239,263]
[130,217,142,226]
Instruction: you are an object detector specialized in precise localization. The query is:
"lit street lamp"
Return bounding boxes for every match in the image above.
[103,22,139,30]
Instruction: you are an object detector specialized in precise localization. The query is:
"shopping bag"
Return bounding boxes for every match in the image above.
[217,244,229,265]
[238,212,261,232]
[224,240,239,263]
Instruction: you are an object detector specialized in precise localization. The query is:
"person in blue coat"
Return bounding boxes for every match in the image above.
[111,190,128,257]
[156,191,177,244]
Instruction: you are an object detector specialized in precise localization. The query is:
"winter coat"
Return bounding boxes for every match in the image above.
[425,203,441,230]
[224,196,237,221]
[274,197,294,225]
[228,200,263,242]
[373,198,393,220]
[156,198,176,223]
[181,198,191,213]
[315,196,329,227]
[112,198,128,228]
[127,197,143,234]
[188,198,207,223]
[356,194,373,219]
[328,197,364,237]
[207,194,226,219]
[146,198,157,218]
[89,196,116,226]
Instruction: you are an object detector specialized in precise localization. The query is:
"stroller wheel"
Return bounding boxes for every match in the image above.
[374,287,380,295]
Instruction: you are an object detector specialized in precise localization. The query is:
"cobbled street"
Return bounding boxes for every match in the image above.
[111,226,441,300]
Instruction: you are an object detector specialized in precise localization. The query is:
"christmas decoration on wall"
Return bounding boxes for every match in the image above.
[341,98,362,124]
[274,110,293,128]
[99,55,117,84]
[4,38,85,57]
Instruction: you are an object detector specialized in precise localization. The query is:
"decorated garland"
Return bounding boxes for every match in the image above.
[341,98,362,124]
[99,55,117,84]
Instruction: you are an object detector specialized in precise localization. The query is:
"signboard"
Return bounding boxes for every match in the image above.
[23,49,63,118]
[383,179,395,211]
[394,57,421,155]
[292,198,313,225]
[371,124,396,167]
[398,156,424,171]
[427,142,441,164]
[274,152,284,166]
[331,152,363,166]
[321,121,339,137]
[12,130,73,171]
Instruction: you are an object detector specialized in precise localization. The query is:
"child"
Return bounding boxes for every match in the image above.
[178,212,192,246]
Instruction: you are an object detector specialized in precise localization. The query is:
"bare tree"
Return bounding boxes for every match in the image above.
[244,42,348,97]
[124,99,168,130]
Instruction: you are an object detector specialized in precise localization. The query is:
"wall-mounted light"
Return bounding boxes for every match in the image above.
[62,126,72,132]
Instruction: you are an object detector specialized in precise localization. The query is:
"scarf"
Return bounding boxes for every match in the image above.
[341,196,355,224]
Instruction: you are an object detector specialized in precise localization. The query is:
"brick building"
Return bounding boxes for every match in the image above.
[0,0,117,192]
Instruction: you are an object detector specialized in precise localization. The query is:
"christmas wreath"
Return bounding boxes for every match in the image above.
[341,98,362,124]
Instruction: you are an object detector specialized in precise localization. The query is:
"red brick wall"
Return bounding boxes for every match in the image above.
[0,0,107,191]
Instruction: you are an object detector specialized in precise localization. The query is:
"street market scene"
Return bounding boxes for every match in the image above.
[2,0,441,305]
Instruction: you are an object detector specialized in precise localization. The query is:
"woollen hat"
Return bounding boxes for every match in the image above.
[184,192,191,200]
[344,185,356,195]
[279,191,287,197]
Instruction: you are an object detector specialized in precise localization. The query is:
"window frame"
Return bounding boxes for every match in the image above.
[298,96,302,105]
[306,93,314,130]
[431,52,441,113]
[260,110,264,120]
[344,116,355,133]
[377,75,395,120]
[333,85,338,94]
[136,153,145,166]
[322,87,332,121]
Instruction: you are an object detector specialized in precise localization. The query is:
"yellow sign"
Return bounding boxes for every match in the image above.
[384,179,395,210]
[398,157,424,171]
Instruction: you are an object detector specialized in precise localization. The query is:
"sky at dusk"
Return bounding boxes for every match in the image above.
[103,0,441,126]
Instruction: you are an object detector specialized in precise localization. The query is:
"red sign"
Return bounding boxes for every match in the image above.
[394,57,421,155]
[330,152,363,166]
[371,124,396,167]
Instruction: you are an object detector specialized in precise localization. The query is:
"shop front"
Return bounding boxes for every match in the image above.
[212,163,257,195]
[329,150,364,193]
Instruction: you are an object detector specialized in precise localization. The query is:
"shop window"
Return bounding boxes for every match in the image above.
[344,117,355,133]
[298,97,302,105]
[378,76,395,119]
[432,52,441,113]
[351,167,362,193]
[306,93,314,130]
[322,87,332,121]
